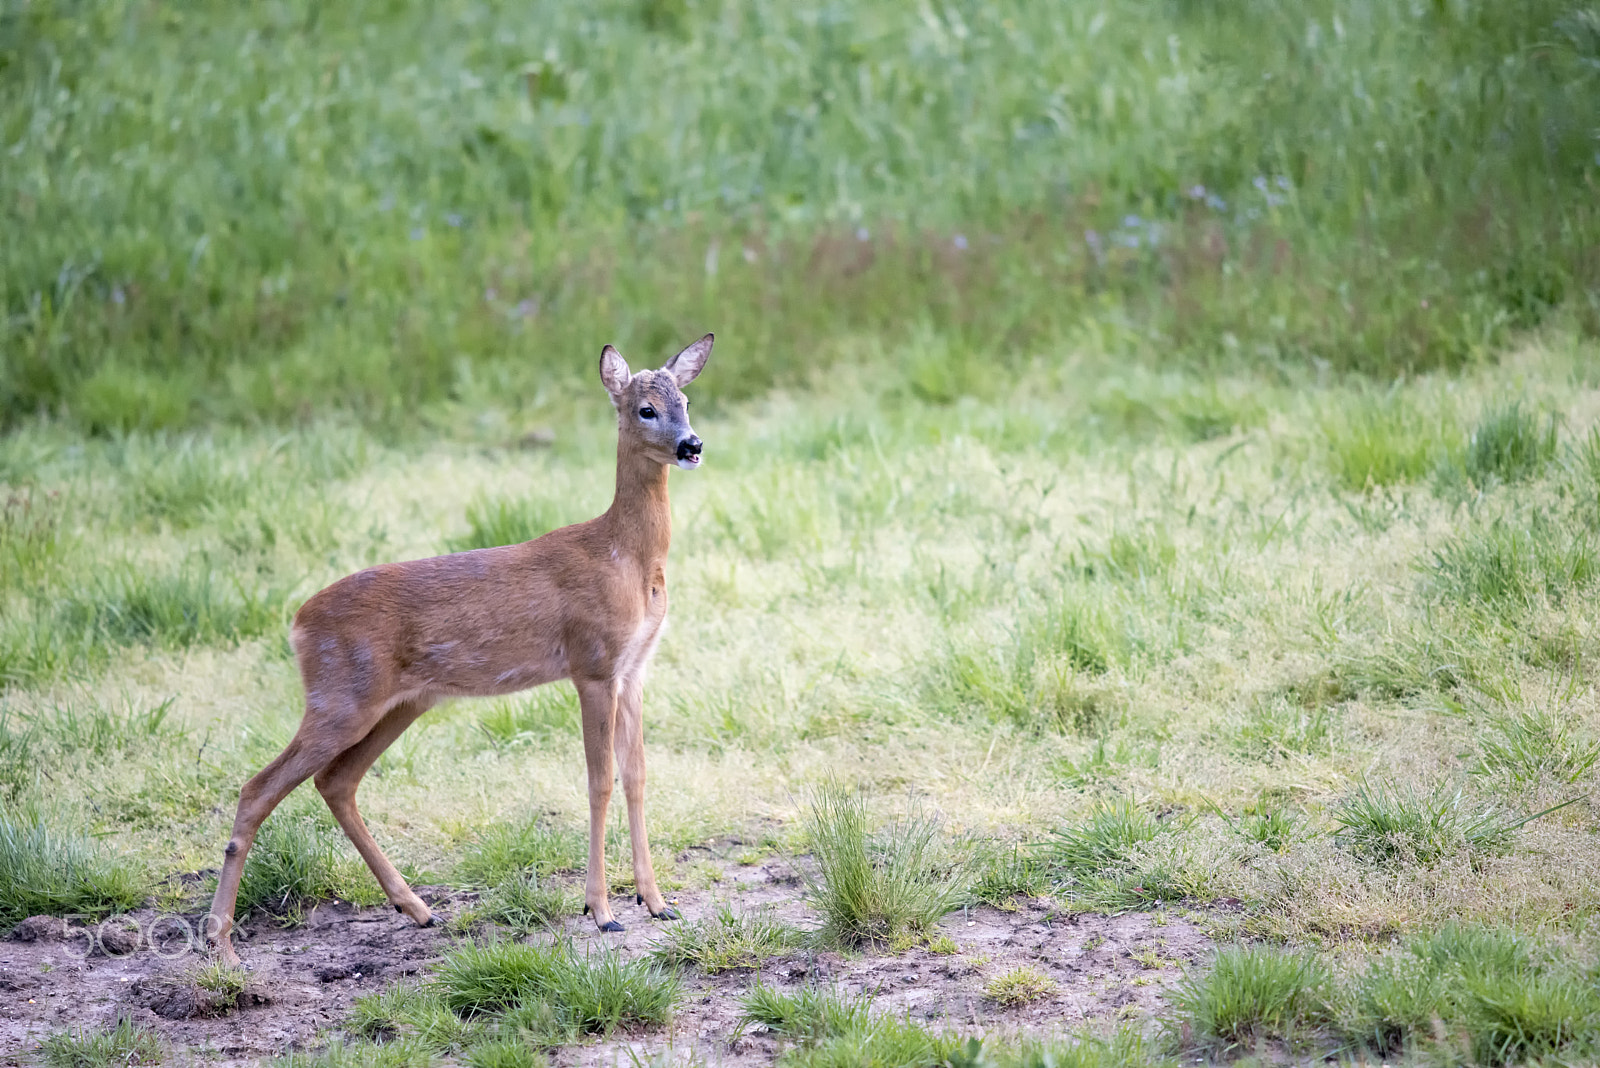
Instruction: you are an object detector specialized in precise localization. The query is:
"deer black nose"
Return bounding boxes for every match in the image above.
[676,435,703,461]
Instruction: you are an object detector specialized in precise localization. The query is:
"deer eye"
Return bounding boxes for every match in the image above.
[639,406,657,419]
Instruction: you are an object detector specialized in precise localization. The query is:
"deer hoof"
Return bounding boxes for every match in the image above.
[651,906,681,921]
[419,912,436,928]
[598,919,625,933]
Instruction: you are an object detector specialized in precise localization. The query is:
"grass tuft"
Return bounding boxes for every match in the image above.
[1428,520,1597,610]
[462,1038,545,1068]
[1463,403,1559,485]
[984,966,1057,1007]
[473,872,575,935]
[1168,945,1328,1053]
[237,804,383,916]
[455,820,586,887]
[802,782,966,948]
[1045,800,1164,877]
[0,811,146,927]
[433,939,677,1035]
[37,1019,163,1068]
[1331,779,1518,865]
[648,903,804,973]
[274,1037,437,1068]
[1322,391,1459,492]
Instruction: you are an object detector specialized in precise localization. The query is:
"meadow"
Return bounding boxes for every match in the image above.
[4,0,1600,1066]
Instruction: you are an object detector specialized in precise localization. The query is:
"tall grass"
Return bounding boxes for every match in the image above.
[802,782,965,948]
[4,0,1596,431]
[0,811,147,926]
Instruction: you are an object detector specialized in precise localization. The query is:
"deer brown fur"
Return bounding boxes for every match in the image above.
[205,335,714,965]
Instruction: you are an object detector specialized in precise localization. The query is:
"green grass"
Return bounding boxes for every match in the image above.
[1322,389,1461,492]
[1168,945,1329,1054]
[984,967,1056,1008]
[454,819,586,886]
[1340,922,1600,1065]
[1463,403,1561,486]
[237,803,384,916]
[648,903,805,973]
[0,811,146,927]
[350,983,481,1054]
[4,1,1596,432]
[445,494,585,553]
[1331,779,1518,865]
[36,1019,163,1068]
[1045,801,1166,878]
[275,1037,438,1068]
[1474,701,1600,789]
[462,1039,544,1068]
[802,781,966,948]
[469,871,575,935]
[1427,519,1597,611]
[433,939,678,1035]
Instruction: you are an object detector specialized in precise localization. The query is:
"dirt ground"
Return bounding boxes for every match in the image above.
[1,845,1221,1066]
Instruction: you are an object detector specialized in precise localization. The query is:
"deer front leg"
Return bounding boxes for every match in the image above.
[614,675,676,920]
[575,676,623,932]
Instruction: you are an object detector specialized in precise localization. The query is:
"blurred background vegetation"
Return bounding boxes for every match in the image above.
[3,0,1596,434]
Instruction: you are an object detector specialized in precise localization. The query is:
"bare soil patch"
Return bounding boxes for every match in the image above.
[2,849,1221,1066]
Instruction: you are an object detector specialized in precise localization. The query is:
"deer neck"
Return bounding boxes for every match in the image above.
[603,443,672,564]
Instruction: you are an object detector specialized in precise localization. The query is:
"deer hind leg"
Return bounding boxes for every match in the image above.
[313,698,435,927]
[614,675,675,920]
[207,726,358,966]
[574,676,623,932]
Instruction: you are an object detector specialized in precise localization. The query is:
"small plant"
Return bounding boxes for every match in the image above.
[464,1038,545,1068]
[1240,808,1297,852]
[1475,704,1599,787]
[434,940,567,1017]
[350,982,478,1051]
[738,984,873,1043]
[455,819,586,887]
[1168,945,1328,1053]
[1428,520,1596,610]
[1332,779,1519,865]
[433,939,677,1035]
[477,871,574,934]
[1347,953,1449,1055]
[1046,800,1164,876]
[802,781,966,947]
[926,934,959,955]
[1234,696,1332,762]
[1322,391,1459,492]
[1466,971,1600,1066]
[1462,402,1558,485]
[648,903,804,972]
[38,1018,162,1068]
[968,841,1050,908]
[237,804,381,915]
[0,811,147,927]
[985,966,1057,1007]
[273,1036,436,1068]
[192,959,249,1009]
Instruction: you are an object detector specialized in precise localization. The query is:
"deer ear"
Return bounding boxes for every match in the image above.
[663,333,713,388]
[599,345,632,396]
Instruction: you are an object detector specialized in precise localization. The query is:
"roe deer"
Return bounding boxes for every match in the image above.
[205,334,714,966]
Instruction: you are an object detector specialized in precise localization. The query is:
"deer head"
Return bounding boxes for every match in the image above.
[600,333,713,470]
